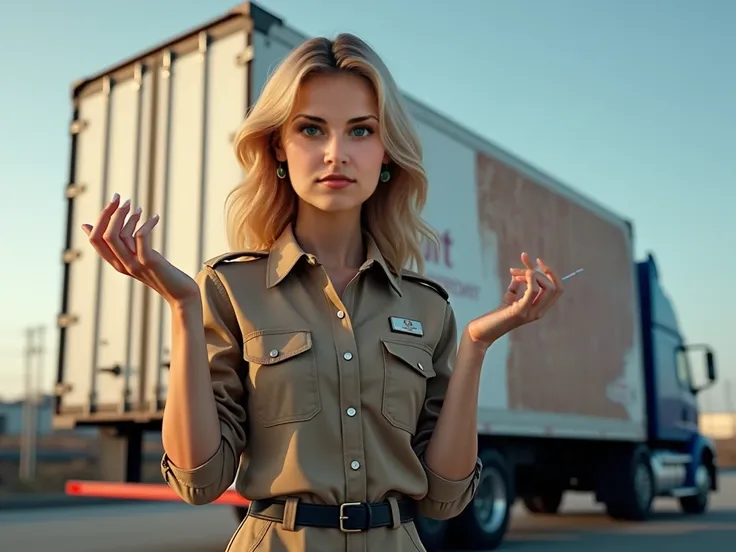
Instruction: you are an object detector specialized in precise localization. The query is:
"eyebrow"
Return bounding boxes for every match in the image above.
[292,114,379,124]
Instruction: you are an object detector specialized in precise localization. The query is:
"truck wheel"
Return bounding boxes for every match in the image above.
[414,515,447,551]
[679,464,710,514]
[233,506,248,523]
[523,490,564,514]
[450,449,513,550]
[605,445,654,521]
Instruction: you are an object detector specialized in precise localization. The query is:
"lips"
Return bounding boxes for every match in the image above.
[318,174,355,190]
[318,174,355,183]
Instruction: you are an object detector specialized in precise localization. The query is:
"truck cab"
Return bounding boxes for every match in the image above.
[637,253,718,504]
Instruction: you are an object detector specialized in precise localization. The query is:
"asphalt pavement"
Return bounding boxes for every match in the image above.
[1,473,736,551]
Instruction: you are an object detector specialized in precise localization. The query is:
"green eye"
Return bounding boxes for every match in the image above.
[301,125,320,136]
[352,127,372,137]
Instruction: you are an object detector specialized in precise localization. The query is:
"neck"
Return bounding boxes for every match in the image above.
[293,204,365,269]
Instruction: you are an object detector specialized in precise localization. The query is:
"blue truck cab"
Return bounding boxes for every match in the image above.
[637,253,718,511]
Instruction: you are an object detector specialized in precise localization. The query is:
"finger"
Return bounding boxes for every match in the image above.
[507,276,521,294]
[514,269,539,314]
[88,193,120,242]
[521,252,535,271]
[512,274,558,320]
[536,257,564,293]
[103,199,136,269]
[133,214,160,265]
[121,206,142,253]
[86,194,127,271]
[511,270,554,291]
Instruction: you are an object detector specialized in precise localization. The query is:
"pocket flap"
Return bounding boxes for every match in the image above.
[244,329,312,365]
[381,339,434,377]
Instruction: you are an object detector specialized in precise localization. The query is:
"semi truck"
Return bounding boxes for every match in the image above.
[54,2,719,550]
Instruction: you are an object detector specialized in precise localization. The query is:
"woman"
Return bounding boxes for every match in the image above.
[82,33,563,551]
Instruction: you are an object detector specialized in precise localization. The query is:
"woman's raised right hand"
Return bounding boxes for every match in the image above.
[82,193,201,307]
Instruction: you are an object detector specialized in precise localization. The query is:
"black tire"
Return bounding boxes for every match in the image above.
[604,445,654,521]
[523,490,564,515]
[679,463,710,514]
[233,505,249,523]
[414,515,447,552]
[449,448,513,550]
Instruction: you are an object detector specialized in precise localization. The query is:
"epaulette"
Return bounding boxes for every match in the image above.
[204,250,268,269]
[400,269,449,301]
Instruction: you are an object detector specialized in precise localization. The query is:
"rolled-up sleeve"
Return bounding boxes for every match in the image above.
[161,265,247,505]
[412,301,482,520]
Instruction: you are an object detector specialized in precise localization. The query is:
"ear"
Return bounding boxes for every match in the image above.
[272,132,287,162]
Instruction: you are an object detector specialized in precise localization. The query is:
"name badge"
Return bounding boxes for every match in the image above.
[389,317,424,337]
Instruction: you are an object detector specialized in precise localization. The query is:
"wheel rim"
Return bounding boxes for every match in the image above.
[695,465,710,495]
[473,466,508,533]
[634,462,653,509]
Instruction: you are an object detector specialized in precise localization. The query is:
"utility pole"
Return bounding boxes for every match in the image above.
[19,326,44,483]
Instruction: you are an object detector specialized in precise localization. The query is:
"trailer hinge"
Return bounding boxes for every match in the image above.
[198,31,209,58]
[98,364,123,377]
[70,119,88,135]
[162,50,173,79]
[102,76,112,96]
[62,248,82,263]
[54,382,73,396]
[65,182,86,199]
[235,46,254,66]
[57,313,79,328]
[133,63,144,91]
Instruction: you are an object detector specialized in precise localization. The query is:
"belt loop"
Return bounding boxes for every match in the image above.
[386,497,401,529]
[282,497,299,532]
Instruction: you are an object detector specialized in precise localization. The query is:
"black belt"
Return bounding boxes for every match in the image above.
[248,498,416,532]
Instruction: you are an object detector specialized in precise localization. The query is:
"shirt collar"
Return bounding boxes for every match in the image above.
[266,224,402,296]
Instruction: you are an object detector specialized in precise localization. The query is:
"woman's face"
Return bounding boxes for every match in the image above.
[274,72,388,215]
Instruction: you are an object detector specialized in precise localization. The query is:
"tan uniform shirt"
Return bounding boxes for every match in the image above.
[161,224,482,552]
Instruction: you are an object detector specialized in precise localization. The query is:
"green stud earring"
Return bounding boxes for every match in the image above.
[380,164,391,183]
[276,163,287,179]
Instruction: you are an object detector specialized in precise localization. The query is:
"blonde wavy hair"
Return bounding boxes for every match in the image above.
[226,33,438,274]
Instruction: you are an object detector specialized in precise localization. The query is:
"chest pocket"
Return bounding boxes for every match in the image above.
[381,338,435,434]
[243,329,321,427]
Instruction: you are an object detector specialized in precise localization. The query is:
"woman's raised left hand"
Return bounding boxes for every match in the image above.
[465,252,564,351]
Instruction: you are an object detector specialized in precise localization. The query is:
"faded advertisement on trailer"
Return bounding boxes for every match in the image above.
[415,112,646,441]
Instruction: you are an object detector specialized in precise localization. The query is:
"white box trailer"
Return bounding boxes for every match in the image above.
[56,3,719,550]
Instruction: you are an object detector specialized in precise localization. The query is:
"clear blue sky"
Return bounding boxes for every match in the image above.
[1,0,733,411]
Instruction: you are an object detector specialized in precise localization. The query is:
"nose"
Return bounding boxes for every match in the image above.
[324,135,348,166]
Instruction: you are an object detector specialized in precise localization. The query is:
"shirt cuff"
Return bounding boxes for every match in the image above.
[161,421,239,490]
[423,456,483,503]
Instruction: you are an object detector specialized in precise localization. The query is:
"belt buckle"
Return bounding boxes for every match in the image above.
[339,502,364,533]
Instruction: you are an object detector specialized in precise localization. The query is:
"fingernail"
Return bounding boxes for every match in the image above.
[134,206,142,214]
[122,199,130,208]
[110,192,119,203]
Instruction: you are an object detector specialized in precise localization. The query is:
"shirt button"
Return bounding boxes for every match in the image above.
[346,407,356,417]
[337,310,345,319]
[343,352,353,361]
[351,460,360,470]
[269,349,279,358]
